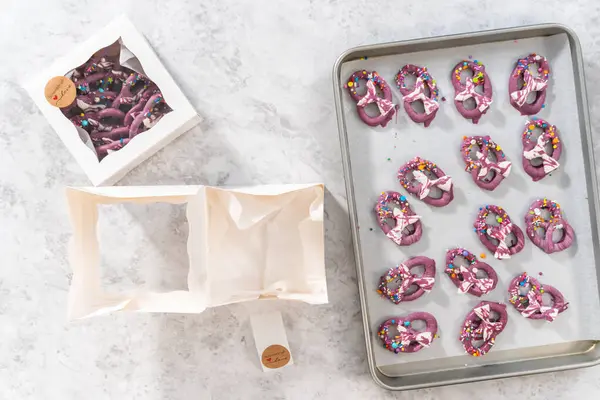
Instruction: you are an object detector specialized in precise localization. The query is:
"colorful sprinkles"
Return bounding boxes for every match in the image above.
[522,118,559,149]
[474,205,525,259]
[345,70,386,94]
[398,157,438,189]
[395,65,440,101]
[378,313,438,354]
[522,118,562,181]
[508,272,569,321]
[64,48,171,161]
[445,248,498,296]
[459,302,507,357]
[374,191,422,246]
[453,60,485,84]
[525,198,575,253]
[513,53,550,81]
[376,257,436,304]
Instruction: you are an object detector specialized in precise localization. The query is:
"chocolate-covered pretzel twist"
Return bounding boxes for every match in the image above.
[452,60,493,124]
[474,205,525,260]
[395,64,440,127]
[397,157,454,207]
[60,42,172,160]
[345,70,398,128]
[460,301,508,357]
[445,248,498,297]
[374,191,422,246]
[508,272,568,321]
[378,313,438,354]
[461,135,511,191]
[522,119,561,182]
[377,257,436,304]
[509,54,550,115]
[525,198,575,253]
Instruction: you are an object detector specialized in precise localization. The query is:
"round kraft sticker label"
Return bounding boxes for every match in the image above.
[44,76,76,108]
[261,344,291,369]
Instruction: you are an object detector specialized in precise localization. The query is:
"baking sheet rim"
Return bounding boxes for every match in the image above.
[332,23,600,391]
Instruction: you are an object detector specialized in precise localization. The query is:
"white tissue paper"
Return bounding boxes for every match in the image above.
[65,184,326,320]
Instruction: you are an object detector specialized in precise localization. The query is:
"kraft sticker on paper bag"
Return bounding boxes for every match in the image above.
[251,312,293,371]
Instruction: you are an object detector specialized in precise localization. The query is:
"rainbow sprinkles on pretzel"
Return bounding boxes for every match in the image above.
[377,256,436,304]
[397,157,454,207]
[345,70,398,128]
[395,64,440,127]
[474,205,525,259]
[445,248,498,297]
[509,53,550,115]
[61,42,172,160]
[522,118,561,182]
[524,198,575,254]
[374,191,422,246]
[452,59,493,124]
[378,313,439,354]
[508,272,568,322]
[461,135,511,191]
[460,301,508,357]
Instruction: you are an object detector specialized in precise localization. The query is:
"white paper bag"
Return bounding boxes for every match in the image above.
[65,184,326,320]
[25,15,201,186]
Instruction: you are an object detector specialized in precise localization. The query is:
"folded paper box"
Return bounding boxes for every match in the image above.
[66,184,326,320]
[26,15,201,186]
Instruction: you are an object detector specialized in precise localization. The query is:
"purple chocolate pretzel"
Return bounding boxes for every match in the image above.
[397,157,453,207]
[452,60,493,124]
[461,135,512,191]
[378,313,438,354]
[445,248,498,297]
[377,256,436,304]
[395,64,440,127]
[509,53,550,115]
[374,191,422,246]
[524,198,574,254]
[460,301,508,357]
[61,41,172,160]
[508,272,568,322]
[522,119,561,182]
[474,205,525,260]
[345,70,398,128]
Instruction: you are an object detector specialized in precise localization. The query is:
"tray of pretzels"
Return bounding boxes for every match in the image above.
[333,24,600,390]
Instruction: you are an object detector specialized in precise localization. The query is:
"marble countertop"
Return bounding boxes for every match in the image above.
[1,0,600,398]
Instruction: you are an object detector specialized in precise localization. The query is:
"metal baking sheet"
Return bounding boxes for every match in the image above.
[333,24,600,390]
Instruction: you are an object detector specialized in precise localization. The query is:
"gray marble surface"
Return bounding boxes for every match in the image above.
[1,0,600,398]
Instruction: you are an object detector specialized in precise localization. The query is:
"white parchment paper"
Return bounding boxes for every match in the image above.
[340,33,600,369]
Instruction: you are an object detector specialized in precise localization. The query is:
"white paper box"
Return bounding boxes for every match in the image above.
[25,15,201,186]
[65,184,327,320]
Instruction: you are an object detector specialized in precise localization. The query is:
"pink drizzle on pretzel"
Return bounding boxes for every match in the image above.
[378,313,438,354]
[461,135,511,191]
[474,205,525,259]
[62,43,172,160]
[346,70,398,128]
[377,257,436,304]
[508,272,568,322]
[460,301,508,357]
[445,248,498,297]
[397,157,453,207]
[522,119,561,182]
[525,198,575,254]
[395,64,440,127]
[509,54,550,115]
[374,191,422,246]
[451,60,493,124]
